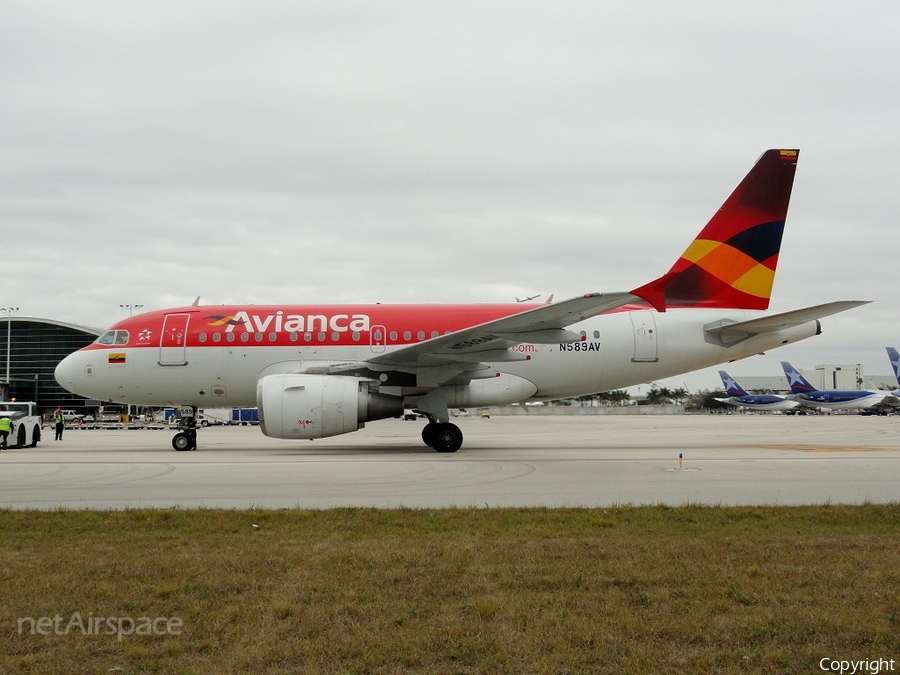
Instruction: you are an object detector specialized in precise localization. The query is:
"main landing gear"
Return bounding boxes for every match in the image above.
[421,421,463,453]
[171,406,198,451]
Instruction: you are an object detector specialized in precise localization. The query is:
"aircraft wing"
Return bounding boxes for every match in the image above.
[878,394,900,408]
[365,292,641,369]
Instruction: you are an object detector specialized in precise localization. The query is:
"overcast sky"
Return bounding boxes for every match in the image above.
[3,1,898,392]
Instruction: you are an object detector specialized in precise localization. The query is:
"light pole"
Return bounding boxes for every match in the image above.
[118,304,142,423]
[119,303,144,317]
[1,307,19,398]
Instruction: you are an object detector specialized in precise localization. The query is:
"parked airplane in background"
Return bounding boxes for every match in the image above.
[780,362,899,412]
[56,149,868,452]
[716,371,798,412]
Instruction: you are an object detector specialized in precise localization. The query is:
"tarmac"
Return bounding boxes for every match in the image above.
[1,414,898,510]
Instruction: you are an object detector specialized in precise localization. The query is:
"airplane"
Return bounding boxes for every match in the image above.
[715,371,799,412]
[55,149,869,453]
[516,294,541,303]
[779,361,899,412]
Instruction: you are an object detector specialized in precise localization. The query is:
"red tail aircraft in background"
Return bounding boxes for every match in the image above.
[56,149,867,452]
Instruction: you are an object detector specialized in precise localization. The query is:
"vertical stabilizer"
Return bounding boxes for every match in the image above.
[718,371,749,397]
[886,347,900,385]
[780,361,818,394]
[632,149,798,311]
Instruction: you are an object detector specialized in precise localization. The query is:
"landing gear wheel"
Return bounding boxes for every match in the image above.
[422,423,438,448]
[432,422,463,453]
[172,432,196,451]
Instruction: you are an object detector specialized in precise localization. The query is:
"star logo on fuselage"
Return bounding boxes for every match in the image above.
[139,329,153,342]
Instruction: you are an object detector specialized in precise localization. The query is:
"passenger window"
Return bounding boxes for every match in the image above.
[417,331,425,340]
[199,333,208,343]
[403,331,411,341]
[390,331,397,341]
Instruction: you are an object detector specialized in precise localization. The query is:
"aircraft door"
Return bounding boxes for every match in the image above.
[370,325,387,353]
[159,313,190,366]
[630,311,658,362]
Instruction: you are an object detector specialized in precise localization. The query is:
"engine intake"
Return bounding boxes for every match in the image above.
[257,374,403,440]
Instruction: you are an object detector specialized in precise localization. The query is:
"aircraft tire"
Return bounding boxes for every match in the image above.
[432,423,463,453]
[172,432,193,451]
[422,423,438,448]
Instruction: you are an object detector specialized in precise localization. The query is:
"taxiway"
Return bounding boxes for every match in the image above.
[1,415,898,509]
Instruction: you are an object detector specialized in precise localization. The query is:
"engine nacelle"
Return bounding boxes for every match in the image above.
[257,374,403,440]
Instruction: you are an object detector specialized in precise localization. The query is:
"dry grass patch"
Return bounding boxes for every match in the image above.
[1,505,899,674]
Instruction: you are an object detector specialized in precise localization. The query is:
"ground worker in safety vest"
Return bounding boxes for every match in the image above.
[54,407,65,441]
[0,414,11,450]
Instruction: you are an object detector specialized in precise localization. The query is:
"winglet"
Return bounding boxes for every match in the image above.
[631,149,799,311]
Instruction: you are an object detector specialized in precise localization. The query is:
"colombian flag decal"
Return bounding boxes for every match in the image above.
[109,353,126,364]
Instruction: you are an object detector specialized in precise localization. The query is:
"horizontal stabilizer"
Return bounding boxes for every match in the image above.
[705,301,870,338]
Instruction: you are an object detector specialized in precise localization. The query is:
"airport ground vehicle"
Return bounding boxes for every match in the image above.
[0,401,41,449]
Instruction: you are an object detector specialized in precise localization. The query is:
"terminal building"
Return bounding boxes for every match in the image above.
[731,364,897,394]
[0,316,102,414]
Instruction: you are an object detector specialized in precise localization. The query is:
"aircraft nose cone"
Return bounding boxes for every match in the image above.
[54,353,79,393]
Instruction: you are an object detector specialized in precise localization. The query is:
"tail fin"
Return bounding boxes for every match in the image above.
[887,347,900,385]
[718,370,748,397]
[632,149,798,311]
[780,361,818,394]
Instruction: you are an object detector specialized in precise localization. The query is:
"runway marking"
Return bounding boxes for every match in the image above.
[747,444,898,453]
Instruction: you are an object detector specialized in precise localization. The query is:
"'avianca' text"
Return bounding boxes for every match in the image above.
[218,311,371,333]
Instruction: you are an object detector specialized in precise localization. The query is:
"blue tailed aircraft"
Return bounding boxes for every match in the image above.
[780,361,900,412]
[716,371,799,411]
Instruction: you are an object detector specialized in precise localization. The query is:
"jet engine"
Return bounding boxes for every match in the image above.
[257,373,403,440]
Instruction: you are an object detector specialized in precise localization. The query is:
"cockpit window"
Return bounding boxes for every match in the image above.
[96,330,130,346]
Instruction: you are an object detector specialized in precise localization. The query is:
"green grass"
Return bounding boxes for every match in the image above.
[2,505,900,674]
